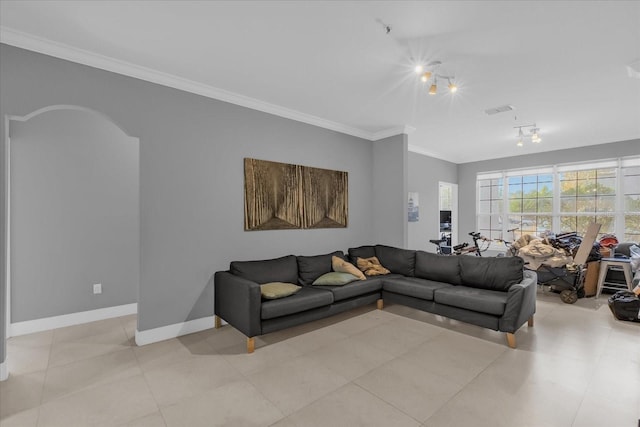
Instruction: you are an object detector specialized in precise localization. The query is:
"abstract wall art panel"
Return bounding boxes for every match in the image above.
[244,158,348,231]
[302,166,348,229]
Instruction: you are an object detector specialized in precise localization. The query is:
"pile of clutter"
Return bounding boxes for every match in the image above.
[510,231,607,271]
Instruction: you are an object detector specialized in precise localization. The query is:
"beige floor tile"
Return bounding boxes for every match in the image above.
[304,335,396,381]
[0,406,39,427]
[6,330,53,349]
[268,417,297,427]
[37,374,158,427]
[133,337,214,373]
[52,318,125,343]
[48,327,131,368]
[585,358,640,408]
[118,411,167,427]
[204,325,249,352]
[3,299,640,427]
[247,354,349,416]
[120,315,138,342]
[160,380,284,427]
[144,355,243,406]
[6,342,51,376]
[400,331,505,387]
[42,348,141,402]
[286,383,420,427]
[352,316,443,357]
[0,371,45,420]
[355,357,464,422]
[323,309,395,336]
[281,327,349,355]
[221,341,303,376]
[572,393,639,427]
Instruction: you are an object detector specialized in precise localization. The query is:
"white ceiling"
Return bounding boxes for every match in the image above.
[1,1,639,163]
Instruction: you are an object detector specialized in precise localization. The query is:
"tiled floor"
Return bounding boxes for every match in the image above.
[1,290,639,427]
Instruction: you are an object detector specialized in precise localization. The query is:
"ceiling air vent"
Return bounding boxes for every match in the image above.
[484,105,515,115]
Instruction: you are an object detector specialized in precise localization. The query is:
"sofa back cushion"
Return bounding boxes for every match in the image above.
[297,251,345,286]
[375,245,416,276]
[348,245,376,264]
[458,256,524,291]
[414,251,462,285]
[231,255,298,284]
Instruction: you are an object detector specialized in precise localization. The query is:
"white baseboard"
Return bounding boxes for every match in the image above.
[0,360,8,381]
[9,303,138,337]
[135,316,215,346]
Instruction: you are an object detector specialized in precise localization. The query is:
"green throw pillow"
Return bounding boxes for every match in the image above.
[312,272,360,286]
[260,282,301,299]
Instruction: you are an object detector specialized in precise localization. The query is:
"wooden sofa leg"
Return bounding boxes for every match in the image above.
[528,316,534,327]
[247,337,255,354]
[377,299,384,310]
[214,315,222,329]
[506,333,516,349]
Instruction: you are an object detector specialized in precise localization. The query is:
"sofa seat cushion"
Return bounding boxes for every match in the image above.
[313,275,389,301]
[261,286,334,320]
[382,277,452,301]
[434,286,508,315]
[231,255,298,284]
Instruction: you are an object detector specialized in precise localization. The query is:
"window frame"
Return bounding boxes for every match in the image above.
[476,156,640,242]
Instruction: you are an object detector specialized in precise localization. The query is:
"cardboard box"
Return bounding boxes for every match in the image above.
[584,261,600,297]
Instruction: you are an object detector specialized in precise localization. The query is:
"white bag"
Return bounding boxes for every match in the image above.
[630,244,640,271]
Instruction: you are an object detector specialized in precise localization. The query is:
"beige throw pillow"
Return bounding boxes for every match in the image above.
[332,256,366,280]
[356,256,391,276]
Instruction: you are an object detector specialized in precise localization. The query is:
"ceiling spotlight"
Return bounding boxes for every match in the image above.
[517,128,524,147]
[531,129,541,143]
[514,124,543,146]
[412,60,458,95]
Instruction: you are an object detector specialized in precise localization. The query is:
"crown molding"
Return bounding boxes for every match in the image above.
[408,144,453,162]
[0,26,400,141]
[371,125,416,141]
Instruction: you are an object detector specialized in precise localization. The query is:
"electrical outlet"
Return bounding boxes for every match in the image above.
[93,283,102,294]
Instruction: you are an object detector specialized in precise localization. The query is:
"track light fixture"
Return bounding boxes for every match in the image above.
[514,124,542,147]
[413,60,458,95]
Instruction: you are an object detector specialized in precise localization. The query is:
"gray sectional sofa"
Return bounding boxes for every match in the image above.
[214,245,537,353]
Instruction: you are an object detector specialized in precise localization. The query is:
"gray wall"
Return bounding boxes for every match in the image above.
[372,134,408,248]
[407,152,458,251]
[0,43,377,351]
[10,108,139,322]
[457,139,640,240]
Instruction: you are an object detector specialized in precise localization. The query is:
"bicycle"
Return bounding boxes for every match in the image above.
[429,239,476,256]
[494,227,519,257]
[468,232,491,256]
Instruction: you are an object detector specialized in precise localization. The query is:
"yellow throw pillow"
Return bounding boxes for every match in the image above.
[260,282,301,299]
[332,256,366,280]
[356,256,391,276]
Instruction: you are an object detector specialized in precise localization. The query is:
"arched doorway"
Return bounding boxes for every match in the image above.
[3,105,139,379]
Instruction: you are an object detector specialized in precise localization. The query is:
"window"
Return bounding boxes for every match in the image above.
[476,157,640,242]
[623,163,640,242]
[477,175,503,240]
